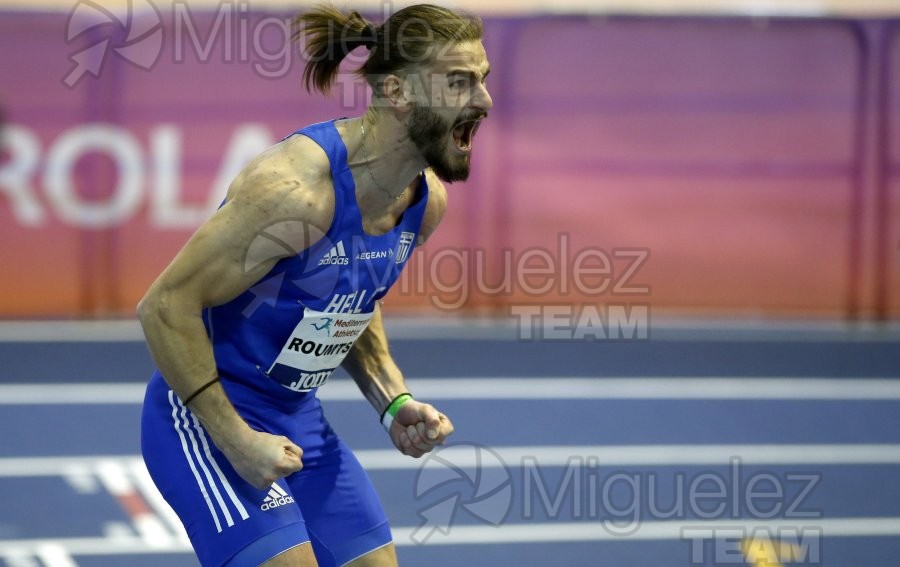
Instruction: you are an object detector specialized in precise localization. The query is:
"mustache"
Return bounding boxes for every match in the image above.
[453,110,488,126]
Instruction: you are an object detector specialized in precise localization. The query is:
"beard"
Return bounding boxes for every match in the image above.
[407,104,472,183]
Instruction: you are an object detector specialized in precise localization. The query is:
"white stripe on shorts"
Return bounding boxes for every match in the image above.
[175,399,236,529]
[168,391,251,531]
[189,413,250,521]
[168,390,224,533]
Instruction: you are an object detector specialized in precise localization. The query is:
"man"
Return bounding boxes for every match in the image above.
[139,4,492,567]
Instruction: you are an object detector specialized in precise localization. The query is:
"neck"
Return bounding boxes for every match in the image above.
[348,109,426,205]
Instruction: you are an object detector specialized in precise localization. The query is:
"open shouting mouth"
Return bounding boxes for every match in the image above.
[451,116,484,154]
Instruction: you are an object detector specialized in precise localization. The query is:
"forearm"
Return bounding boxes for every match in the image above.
[137,293,252,444]
[138,286,303,488]
[341,305,409,415]
[343,308,454,456]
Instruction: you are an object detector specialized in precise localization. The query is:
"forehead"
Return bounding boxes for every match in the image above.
[429,40,490,75]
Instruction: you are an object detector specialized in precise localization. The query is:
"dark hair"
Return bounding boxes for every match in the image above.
[292,3,483,95]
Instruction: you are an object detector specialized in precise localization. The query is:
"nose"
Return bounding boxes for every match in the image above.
[473,82,493,113]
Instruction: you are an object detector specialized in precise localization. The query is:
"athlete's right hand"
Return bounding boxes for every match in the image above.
[222,429,303,490]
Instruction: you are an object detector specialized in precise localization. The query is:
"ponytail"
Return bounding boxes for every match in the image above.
[292,5,378,94]
[293,4,483,97]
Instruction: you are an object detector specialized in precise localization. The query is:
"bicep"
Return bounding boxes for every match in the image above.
[150,206,273,310]
[144,185,328,312]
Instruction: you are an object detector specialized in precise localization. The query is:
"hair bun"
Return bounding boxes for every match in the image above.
[361,23,378,49]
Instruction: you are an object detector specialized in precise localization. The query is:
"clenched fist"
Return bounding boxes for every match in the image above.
[220,428,303,489]
[388,400,454,458]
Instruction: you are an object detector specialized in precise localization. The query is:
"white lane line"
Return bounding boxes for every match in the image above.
[0,537,191,556]
[1,549,41,567]
[392,517,900,545]
[0,321,146,342]
[34,544,77,567]
[1,516,899,556]
[4,377,900,405]
[357,444,900,469]
[61,463,99,494]
[326,377,900,401]
[129,460,190,545]
[0,456,140,477]
[3,444,900,477]
[1,318,899,342]
[0,384,147,404]
[95,460,173,548]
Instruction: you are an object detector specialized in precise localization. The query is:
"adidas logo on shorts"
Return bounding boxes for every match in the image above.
[261,483,295,511]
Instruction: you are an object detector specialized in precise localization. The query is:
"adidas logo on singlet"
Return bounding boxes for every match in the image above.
[261,483,295,511]
[318,241,349,266]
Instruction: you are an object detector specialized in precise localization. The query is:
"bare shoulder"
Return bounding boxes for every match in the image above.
[207,136,334,276]
[421,169,449,243]
[228,134,335,214]
[226,133,335,229]
[139,134,342,310]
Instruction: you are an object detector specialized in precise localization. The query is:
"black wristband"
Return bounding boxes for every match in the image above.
[183,377,221,406]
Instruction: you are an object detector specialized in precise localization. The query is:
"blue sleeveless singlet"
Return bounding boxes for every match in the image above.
[204,119,428,404]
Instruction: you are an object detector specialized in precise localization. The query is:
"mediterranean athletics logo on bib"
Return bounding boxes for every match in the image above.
[267,307,374,392]
[396,232,416,264]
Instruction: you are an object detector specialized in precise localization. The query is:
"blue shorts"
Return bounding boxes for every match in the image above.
[141,371,392,567]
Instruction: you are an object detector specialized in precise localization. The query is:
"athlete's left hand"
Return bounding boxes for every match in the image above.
[390,400,454,458]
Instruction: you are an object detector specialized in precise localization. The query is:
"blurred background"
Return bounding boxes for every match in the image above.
[1,0,900,566]
[2,0,899,320]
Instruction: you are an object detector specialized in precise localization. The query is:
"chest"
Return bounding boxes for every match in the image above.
[356,182,419,236]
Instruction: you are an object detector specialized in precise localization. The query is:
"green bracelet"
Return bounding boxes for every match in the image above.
[380,393,413,430]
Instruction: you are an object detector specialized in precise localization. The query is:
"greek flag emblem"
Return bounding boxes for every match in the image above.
[395,231,415,264]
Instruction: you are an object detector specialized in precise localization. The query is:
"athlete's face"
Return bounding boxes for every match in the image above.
[406,40,492,183]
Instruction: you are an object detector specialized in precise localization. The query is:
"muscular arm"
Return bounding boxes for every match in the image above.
[137,137,332,488]
[341,304,407,415]
[341,169,452,456]
[342,169,448,413]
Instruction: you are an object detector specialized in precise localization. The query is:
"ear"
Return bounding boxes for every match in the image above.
[384,66,433,113]
[381,74,413,113]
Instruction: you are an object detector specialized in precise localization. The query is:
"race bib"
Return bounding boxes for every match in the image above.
[266,308,373,392]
